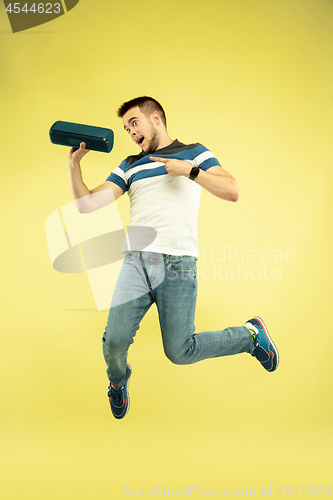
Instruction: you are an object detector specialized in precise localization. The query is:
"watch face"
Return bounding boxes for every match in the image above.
[190,167,199,180]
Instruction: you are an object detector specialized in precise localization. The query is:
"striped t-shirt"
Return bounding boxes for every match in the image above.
[106,139,221,257]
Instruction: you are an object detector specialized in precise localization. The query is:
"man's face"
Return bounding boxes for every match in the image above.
[122,106,160,154]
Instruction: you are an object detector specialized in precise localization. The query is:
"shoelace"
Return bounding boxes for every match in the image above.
[252,343,269,361]
[109,385,124,405]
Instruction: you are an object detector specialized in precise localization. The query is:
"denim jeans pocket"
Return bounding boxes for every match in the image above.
[168,256,197,274]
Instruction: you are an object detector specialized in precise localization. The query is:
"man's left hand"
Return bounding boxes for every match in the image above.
[149,156,192,178]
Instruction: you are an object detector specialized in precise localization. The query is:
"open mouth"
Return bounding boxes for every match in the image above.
[138,137,144,146]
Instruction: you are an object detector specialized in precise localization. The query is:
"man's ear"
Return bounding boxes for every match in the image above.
[152,111,161,125]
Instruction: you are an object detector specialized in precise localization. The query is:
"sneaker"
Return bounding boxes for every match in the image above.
[107,364,131,419]
[245,317,279,372]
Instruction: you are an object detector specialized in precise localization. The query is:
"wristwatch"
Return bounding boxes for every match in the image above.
[189,166,200,181]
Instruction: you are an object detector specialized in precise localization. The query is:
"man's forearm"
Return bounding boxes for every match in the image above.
[180,163,240,201]
[68,159,90,200]
[194,168,240,201]
[68,159,95,213]
[149,156,240,202]
[68,157,120,213]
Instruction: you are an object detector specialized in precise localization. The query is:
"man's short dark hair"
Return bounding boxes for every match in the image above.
[117,96,167,128]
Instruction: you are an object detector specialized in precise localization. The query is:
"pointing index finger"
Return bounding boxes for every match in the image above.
[149,156,165,163]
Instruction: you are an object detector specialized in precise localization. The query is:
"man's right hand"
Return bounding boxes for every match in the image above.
[68,141,90,165]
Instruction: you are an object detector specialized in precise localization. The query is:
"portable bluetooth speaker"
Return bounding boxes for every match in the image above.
[49,121,114,153]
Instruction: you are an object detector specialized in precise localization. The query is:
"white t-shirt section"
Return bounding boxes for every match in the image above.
[127,172,202,256]
[106,140,222,258]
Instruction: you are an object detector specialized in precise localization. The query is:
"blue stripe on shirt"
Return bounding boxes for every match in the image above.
[106,142,221,194]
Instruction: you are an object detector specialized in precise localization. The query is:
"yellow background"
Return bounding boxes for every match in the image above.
[1,0,332,498]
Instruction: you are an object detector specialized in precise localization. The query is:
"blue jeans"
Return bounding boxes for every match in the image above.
[102,252,253,387]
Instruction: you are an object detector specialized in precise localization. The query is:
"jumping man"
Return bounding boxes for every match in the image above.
[67,96,279,419]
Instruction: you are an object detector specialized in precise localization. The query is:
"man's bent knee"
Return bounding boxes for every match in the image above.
[102,329,133,353]
[164,346,193,365]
